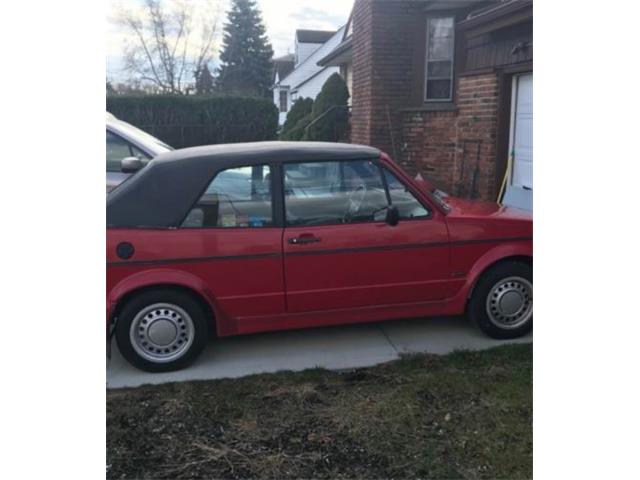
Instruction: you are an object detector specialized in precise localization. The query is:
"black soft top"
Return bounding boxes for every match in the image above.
[107,141,381,228]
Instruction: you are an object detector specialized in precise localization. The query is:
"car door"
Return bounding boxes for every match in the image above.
[282,158,454,313]
[177,163,286,321]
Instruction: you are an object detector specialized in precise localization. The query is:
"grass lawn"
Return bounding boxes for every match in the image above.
[107,343,532,479]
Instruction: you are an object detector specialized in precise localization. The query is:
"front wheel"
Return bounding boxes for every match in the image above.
[468,261,533,339]
[115,289,209,372]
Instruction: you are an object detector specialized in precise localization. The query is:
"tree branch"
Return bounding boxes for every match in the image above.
[116,0,222,94]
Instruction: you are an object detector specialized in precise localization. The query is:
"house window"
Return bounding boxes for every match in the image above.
[425,16,455,102]
[279,90,288,112]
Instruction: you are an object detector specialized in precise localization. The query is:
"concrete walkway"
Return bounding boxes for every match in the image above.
[107,316,532,389]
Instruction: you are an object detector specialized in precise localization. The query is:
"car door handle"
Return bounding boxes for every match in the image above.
[288,234,321,245]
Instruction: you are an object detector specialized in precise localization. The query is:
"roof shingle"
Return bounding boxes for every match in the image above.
[273,54,295,82]
[296,29,336,44]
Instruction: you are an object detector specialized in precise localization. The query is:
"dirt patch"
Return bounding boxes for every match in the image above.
[107,344,532,479]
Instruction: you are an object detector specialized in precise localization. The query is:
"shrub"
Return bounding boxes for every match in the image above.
[281,113,313,141]
[106,95,278,148]
[304,73,350,142]
[280,98,313,141]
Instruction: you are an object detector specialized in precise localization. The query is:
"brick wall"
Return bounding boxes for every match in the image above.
[398,73,499,201]
[352,0,423,156]
[351,1,503,201]
[454,73,500,201]
[400,110,457,188]
[351,0,375,147]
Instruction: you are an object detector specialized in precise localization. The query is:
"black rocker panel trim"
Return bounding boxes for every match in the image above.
[107,236,531,267]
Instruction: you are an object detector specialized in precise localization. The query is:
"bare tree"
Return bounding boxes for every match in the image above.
[118,0,221,94]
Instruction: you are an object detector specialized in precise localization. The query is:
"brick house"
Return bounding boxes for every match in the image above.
[348,0,533,209]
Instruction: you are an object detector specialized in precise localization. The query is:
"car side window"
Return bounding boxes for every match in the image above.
[383,169,430,219]
[284,160,389,226]
[181,165,273,228]
[106,131,149,172]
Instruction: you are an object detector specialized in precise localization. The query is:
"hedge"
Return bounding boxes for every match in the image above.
[280,97,314,141]
[106,95,279,148]
[305,73,350,142]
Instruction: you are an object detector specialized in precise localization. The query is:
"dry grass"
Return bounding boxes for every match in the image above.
[107,344,532,479]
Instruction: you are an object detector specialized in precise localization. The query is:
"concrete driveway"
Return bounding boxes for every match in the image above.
[107,316,531,389]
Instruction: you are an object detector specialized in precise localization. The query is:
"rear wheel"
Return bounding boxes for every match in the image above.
[468,261,533,339]
[115,289,209,372]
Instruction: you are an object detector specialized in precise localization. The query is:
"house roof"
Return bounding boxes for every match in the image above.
[296,29,336,44]
[317,37,352,67]
[272,54,295,82]
[292,67,330,92]
[317,9,353,67]
[277,25,346,89]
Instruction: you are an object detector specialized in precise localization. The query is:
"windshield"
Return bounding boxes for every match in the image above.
[111,119,173,153]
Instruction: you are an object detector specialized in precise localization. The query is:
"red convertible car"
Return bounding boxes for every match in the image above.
[107,142,532,372]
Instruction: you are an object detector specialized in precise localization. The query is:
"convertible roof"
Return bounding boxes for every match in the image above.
[107,141,381,228]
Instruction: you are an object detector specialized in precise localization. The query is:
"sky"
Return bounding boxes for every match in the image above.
[107,0,353,83]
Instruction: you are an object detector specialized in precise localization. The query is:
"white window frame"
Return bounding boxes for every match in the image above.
[424,15,455,103]
[279,89,289,113]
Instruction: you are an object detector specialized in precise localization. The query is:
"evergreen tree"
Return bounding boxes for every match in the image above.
[217,0,274,98]
[195,64,215,95]
[280,97,314,140]
[304,73,350,142]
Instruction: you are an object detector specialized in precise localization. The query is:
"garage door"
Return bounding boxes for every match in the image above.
[503,72,532,211]
[512,73,533,189]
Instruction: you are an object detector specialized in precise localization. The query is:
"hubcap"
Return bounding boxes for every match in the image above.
[486,276,532,329]
[130,303,195,363]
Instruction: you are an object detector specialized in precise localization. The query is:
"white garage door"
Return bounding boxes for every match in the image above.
[511,73,533,189]
[502,72,532,211]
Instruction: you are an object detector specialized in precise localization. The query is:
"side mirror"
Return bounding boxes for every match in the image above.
[121,156,145,174]
[385,205,400,226]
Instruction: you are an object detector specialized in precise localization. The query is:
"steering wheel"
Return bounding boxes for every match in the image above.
[344,183,367,222]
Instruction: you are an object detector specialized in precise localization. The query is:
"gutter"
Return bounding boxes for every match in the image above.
[458,0,532,30]
[317,37,353,67]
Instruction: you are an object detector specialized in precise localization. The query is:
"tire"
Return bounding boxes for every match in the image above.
[468,261,533,339]
[115,288,209,372]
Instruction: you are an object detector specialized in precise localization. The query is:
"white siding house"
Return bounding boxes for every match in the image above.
[272,54,295,125]
[295,37,323,65]
[317,15,353,104]
[272,28,346,125]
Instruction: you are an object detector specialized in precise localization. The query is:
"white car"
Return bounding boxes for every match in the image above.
[106,112,173,192]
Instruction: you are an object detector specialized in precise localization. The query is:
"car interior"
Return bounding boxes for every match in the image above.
[180,161,429,229]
